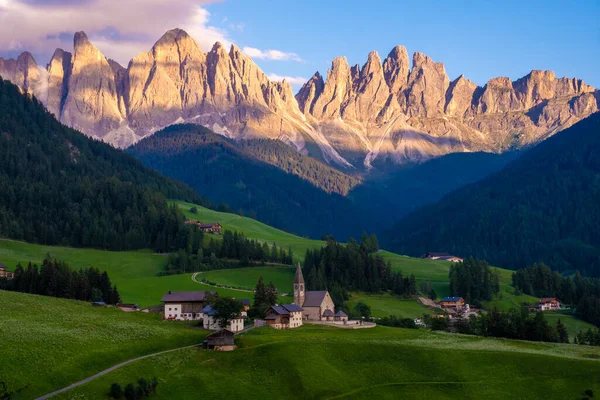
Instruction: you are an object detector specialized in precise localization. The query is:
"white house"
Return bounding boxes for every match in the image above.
[201,305,245,332]
[161,291,214,321]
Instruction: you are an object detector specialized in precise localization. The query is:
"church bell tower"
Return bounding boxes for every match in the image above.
[293,262,305,306]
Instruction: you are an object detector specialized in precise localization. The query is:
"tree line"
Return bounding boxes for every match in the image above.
[449,258,501,305]
[0,255,120,304]
[512,263,600,327]
[432,307,569,344]
[163,229,294,275]
[303,235,417,309]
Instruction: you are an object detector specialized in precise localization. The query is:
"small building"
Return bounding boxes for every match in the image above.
[334,311,348,321]
[293,264,335,321]
[422,252,463,262]
[202,305,245,332]
[91,301,106,307]
[199,223,222,234]
[414,318,426,327]
[240,299,250,316]
[437,256,463,263]
[322,309,335,321]
[117,303,140,312]
[162,291,215,321]
[440,297,465,309]
[0,263,14,280]
[538,298,561,311]
[265,304,304,329]
[204,329,236,351]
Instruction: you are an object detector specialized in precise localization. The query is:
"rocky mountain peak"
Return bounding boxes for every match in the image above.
[405,52,449,116]
[382,45,409,94]
[296,71,325,115]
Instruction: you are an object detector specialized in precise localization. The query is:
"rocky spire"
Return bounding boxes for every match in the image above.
[444,75,477,117]
[46,48,72,118]
[382,45,409,94]
[296,71,324,115]
[405,52,450,117]
[311,56,352,119]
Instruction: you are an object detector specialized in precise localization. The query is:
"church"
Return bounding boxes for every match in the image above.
[293,263,335,320]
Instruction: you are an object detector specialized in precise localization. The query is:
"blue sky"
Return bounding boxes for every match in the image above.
[0,0,598,91]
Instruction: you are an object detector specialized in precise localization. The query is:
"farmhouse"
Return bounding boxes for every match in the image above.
[201,305,245,332]
[203,329,236,351]
[440,296,465,309]
[0,263,14,280]
[265,304,304,329]
[538,298,561,311]
[422,252,463,262]
[199,223,222,234]
[293,263,335,321]
[162,291,215,321]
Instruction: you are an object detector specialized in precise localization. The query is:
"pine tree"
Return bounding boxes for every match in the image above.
[555,319,569,343]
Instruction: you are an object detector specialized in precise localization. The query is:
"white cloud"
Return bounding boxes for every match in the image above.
[244,47,303,62]
[267,73,308,86]
[0,0,229,65]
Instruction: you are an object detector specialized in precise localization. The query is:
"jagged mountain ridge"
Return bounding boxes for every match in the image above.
[1,29,598,168]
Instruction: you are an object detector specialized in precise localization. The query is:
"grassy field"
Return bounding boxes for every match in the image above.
[347,292,434,319]
[545,310,597,338]
[54,325,600,400]
[0,291,205,399]
[200,266,295,293]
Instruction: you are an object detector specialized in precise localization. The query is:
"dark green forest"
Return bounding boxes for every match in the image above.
[0,78,207,251]
[385,113,600,276]
[127,124,370,239]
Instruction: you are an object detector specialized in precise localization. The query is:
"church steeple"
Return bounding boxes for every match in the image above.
[293,262,305,306]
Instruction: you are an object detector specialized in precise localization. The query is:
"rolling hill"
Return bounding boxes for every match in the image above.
[385,113,600,276]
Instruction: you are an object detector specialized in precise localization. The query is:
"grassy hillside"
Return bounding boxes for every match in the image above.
[54,326,600,400]
[200,266,295,293]
[0,291,204,399]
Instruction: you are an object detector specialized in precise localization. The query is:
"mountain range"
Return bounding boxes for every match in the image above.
[1,29,598,169]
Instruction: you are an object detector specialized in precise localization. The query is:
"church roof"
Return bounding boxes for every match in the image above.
[282,304,304,312]
[303,291,328,307]
[335,311,348,317]
[294,263,305,284]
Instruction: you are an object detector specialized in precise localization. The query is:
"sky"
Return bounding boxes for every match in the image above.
[0,0,598,91]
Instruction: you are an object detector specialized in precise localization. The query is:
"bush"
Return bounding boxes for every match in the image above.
[109,383,123,399]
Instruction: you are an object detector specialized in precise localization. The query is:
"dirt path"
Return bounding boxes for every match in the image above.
[35,343,202,400]
[191,272,254,293]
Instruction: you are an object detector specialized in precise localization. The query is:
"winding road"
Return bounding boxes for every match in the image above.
[191,272,254,292]
[35,343,202,400]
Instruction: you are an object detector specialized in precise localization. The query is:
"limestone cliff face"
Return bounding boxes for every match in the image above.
[2,29,597,168]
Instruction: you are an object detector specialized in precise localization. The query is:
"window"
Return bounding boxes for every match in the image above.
[169,308,172,311]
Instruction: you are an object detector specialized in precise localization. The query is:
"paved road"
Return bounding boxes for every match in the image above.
[35,343,201,400]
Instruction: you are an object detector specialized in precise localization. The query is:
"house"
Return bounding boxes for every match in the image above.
[0,263,14,280]
[293,263,335,321]
[204,329,236,351]
[437,256,464,263]
[422,252,463,262]
[334,311,348,321]
[117,303,140,312]
[91,301,106,307]
[265,304,304,329]
[162,290,215,321]
[199,223,222,234]
[240,299,251,314]
[201,305,245,332]
[440,297,465,309]
[538,298,561,311]
[414,318,426,327]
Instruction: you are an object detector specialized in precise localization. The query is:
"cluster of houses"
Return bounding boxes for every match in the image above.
[0,263,15,280]
[422,252,463,263]
[184,220,222,234]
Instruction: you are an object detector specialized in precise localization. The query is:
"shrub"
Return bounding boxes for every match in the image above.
[109,383,123,399]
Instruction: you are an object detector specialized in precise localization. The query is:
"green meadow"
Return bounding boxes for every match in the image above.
[54,325,600,400]
[200,266,296,293]
[0,290,205,399]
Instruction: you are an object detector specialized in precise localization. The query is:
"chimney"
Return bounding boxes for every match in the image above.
[168,290,172,294]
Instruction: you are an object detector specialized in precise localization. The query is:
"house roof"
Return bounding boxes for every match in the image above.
[282,304,304,312]
[161,291,214,303]
[438,256,462,261]
[539,298,558,303]
[240,299,251,306]
[0,261,6,270]
[207,329,234,338]
[201,305,216,316]
[303,291,328,307]
[322,309,334,317]
[335,311,348,317]
[270,305,290,315]
[200,223,221,228]
[441,296,463,302]
[294,263,305,284]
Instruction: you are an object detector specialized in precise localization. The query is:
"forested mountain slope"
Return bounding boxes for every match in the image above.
[128,124,369,239]
[0,78,205,250]
[385,113,600,276]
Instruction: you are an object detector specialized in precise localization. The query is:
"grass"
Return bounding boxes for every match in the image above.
[200,266,295,294]
[347,292,434,319]
[545,310,597,338]
[53,325,600,400]
[0,290,205,399]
